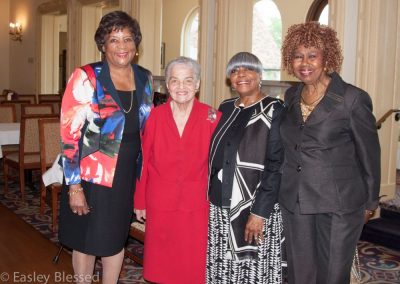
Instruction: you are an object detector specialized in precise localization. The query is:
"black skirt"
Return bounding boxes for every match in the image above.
[59,90,140,256]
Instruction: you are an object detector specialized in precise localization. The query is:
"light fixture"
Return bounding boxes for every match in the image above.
[9,22,22,41]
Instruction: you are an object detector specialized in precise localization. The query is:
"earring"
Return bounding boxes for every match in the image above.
[259,81,262,88]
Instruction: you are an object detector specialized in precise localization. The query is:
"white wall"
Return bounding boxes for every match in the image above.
[9,0,49,94]
[81,5,103,66]
[162,0,198,71]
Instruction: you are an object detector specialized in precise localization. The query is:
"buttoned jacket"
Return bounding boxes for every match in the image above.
[208,97,284,218]
[279,72,380,214]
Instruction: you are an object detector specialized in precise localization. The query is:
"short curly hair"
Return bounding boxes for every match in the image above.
[281,22,343,76]
[94,11,142,53]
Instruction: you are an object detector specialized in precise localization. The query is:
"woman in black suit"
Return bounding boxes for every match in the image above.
[280,22,380,284]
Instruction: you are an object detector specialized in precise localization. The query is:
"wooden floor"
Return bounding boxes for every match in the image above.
[0,203,73,283]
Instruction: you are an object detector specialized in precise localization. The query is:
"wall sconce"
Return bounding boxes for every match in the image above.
[9,22,22,41]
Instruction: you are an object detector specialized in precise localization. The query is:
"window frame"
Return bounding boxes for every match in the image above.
[306,0,328,22]
[181,6,200,60]
[251,0,282,81]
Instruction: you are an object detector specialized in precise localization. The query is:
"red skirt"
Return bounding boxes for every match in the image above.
[143,205,209,284]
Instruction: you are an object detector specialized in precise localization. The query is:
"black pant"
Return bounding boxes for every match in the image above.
[281,203,365,284]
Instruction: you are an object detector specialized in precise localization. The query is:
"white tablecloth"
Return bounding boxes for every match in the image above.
[0,123,20,158]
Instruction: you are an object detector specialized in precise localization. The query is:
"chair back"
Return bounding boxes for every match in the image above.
[39,118,61,170]
[43,100,61,115]
[0,105,16,122]
[1,100,30,122]
[37,94,62,115]
[18,94,37,104]
[38,94,61,103]
[20,114,59,156]
[22,104,54,115]
[38,117,62,231]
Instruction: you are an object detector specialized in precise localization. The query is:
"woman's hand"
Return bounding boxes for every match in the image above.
[244,214,264,245]
[68,184,90,216]
[134,209,146,223]
[364,210,375,224]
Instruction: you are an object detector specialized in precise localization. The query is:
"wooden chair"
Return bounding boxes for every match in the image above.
[3,114,58,199]
[22,104,54,115]
[38,118,61,232]
[18,94,37,104]
[0,105,18,158]
[125,221,145,265]
[43,100,61,115]
[38,94,61,103]
[1,100,30,122]
[0,105,16,123]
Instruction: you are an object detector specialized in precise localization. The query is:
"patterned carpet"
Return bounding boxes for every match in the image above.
[1,177,400,283]
[0,179,145,284]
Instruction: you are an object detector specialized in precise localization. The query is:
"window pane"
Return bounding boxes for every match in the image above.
[252,0,282,80]
[182,8,199,60]
[188,12,199,60]
[319,5,329,25]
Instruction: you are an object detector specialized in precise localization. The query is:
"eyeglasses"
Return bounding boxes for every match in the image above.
[168,78,196,90]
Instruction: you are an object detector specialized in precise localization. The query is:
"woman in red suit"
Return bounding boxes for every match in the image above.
[134,56,221,283]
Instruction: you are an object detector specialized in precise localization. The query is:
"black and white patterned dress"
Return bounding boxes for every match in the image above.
[206,96,285,284]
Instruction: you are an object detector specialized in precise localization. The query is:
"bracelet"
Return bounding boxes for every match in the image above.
[68,187,83,196]
[366,210,375,216]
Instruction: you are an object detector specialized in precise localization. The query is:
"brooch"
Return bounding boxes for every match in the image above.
[207,108,217,123]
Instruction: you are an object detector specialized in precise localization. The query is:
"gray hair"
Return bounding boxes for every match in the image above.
[226,52,263,78]
[165,56,201,82]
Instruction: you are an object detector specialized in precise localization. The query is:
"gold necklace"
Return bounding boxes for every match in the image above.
[121,90,134,113]
[300,93,324,121]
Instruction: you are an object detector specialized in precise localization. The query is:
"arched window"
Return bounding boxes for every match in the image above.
[181,7,199,60]
[307,0,329,24]
[252,0,282,80]
[318,5,329,24]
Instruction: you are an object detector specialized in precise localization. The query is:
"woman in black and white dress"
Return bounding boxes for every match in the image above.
[206,52,285,284]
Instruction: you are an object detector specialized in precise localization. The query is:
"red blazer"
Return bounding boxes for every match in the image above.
[134,98,221,211]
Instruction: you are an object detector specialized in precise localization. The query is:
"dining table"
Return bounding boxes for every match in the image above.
[0,122,20,158]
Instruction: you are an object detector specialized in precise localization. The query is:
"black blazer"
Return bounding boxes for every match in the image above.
[279,72,380,214]
[208,97,284,218]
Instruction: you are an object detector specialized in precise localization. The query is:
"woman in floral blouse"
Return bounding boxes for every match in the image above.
[59,11,152,283]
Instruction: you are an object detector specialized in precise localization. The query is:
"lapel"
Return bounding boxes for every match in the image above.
[97,60,122,109]
[306,72,346,125]
[165,97,200,140]
[285,84,303,125]
[285,72,347,126]
[133,64,145,107]
[181,98,199,140]
[96,61,145,110]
